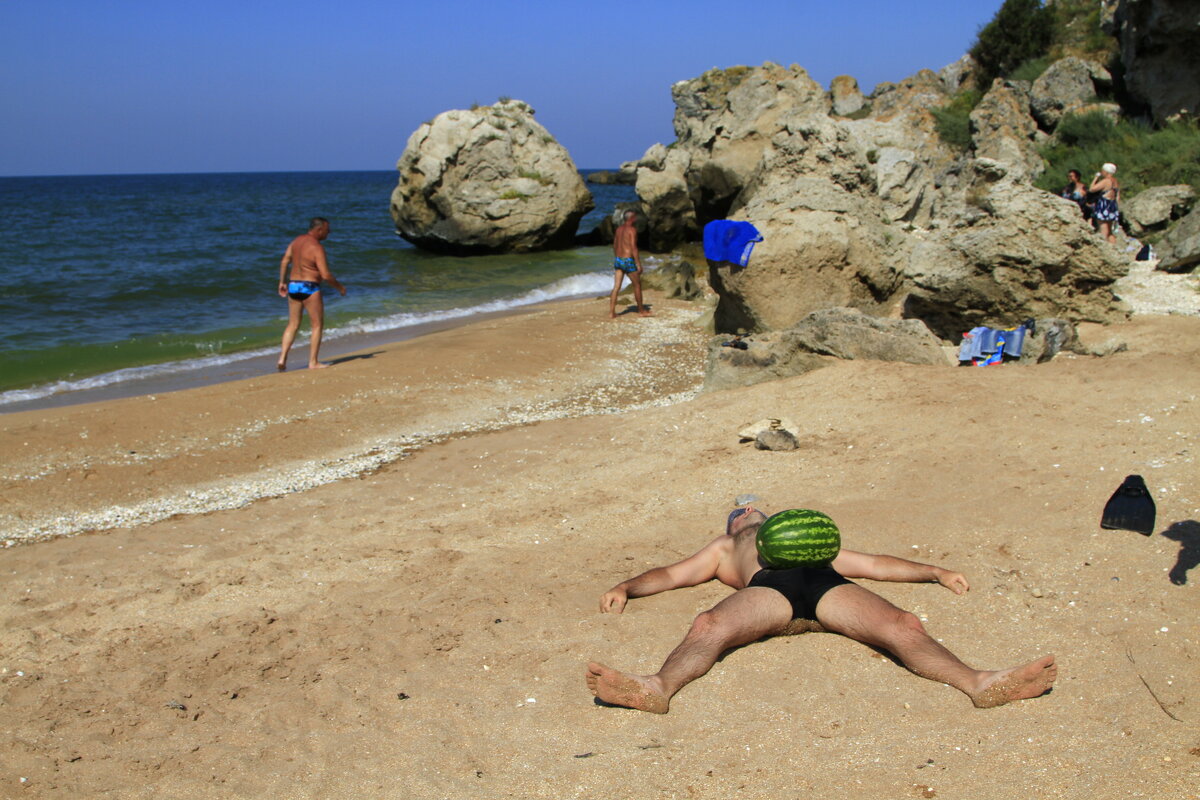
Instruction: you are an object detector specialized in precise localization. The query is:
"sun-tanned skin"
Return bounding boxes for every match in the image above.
[608,211,650,319]
[277,218,347,371]
[586,507,1057,714]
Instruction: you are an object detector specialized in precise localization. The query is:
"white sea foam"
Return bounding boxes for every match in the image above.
[0,268,624,407]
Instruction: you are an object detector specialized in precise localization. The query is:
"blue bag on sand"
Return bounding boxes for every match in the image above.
[958,324,1028,365]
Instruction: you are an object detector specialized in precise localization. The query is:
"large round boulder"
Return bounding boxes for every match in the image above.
[1030,57,1112,131]
[390,99,593,254]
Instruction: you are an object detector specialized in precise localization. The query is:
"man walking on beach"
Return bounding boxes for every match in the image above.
[277,217,346,370]
[608,210,650,319]
[586,503,1057,713]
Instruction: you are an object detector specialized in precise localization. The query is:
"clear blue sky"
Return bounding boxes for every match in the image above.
[1,0,1007,176]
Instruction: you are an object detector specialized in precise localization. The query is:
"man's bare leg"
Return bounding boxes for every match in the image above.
[815,584,1057,707]
[630,273,651,316]
[587,587,792,713]
[608,270,626,319]
[303,293,329,369]
[278,298,305,371]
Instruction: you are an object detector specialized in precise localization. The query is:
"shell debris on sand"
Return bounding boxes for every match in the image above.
[0,304,708,544]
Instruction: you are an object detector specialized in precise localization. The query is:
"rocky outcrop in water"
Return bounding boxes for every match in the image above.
[390,99,593,254]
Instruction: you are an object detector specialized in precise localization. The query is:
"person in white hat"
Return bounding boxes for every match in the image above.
[1089,163,1121,245]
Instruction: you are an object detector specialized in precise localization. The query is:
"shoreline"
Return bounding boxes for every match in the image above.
[0,292,711,545]
[0,301,555,416]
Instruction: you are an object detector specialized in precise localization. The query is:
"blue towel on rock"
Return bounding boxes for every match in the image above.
[703,220,763,267]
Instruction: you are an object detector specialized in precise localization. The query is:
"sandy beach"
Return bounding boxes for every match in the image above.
[1,290,1198,798]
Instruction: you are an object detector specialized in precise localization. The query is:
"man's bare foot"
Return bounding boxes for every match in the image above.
[277,362,287,372]
[586,662,669,714]
[637,309,652,317]
[307,362,330,370]
[970,654,1057,708]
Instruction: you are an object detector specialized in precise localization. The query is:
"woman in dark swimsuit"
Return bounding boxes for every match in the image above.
[1061,169,1088,218]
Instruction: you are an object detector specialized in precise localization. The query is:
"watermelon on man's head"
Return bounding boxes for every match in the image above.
[755,509,841,568]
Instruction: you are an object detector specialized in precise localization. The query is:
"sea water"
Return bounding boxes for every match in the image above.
[0,170,636,407]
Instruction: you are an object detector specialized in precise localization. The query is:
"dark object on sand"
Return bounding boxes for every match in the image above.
[1101,475,1156,536]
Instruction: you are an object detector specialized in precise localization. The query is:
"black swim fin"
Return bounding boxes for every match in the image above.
[1100,474,1156,536]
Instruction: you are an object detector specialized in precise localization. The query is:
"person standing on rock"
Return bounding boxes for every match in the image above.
[1090,163,1121,246]
[608,210,650,319]
[277,217,347,371]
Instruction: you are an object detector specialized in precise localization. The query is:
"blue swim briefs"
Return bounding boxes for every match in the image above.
[613,257,637,273]
[287,280,321,300]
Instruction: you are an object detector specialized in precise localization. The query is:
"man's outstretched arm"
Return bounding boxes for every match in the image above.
[830,549,969,594]
[599,537,727,613]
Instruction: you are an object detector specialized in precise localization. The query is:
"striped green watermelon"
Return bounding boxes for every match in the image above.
[755,509,841,568]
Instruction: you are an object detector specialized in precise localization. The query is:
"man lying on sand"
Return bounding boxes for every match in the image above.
[587,504,1057,714]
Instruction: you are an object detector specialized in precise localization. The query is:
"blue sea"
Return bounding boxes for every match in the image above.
[0,170,636,408]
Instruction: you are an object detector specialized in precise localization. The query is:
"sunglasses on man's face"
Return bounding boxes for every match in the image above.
[726,506,754,535]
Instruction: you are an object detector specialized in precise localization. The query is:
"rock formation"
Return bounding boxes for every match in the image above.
[869,69,951,120]
[1113,0,1200,125]
[895,159,1130,338]
[631,53,1136,346]
[390,99,593,254]
[830,75,865,117]
[634,63,830,245]
[703,309,948,392]
[1030,57,1113,130]
[707,112,897,333]
[1154,206,1200,273]
[586,170,635,185]
[969,79,1043,181]
[1123,184,1195,236]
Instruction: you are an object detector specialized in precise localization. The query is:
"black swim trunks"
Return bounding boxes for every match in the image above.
[747,566,853,620]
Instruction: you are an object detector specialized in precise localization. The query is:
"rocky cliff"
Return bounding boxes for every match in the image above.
[1114,0,1200,125]
[632,55,1135,337]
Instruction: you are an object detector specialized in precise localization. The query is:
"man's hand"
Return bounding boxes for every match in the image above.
[936,570,970,595]
[278,282,288,298]
[599,586,629,613]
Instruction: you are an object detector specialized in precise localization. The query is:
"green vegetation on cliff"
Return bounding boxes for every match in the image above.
[931,90,983,151]
[935,0,1124,150]
[1035,113,1200,195]
[971,0,1118,88]
[970,0,1053,87]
